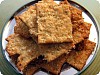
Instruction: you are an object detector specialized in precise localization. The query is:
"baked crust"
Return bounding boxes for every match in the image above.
[14,16,30,38]
[36,2,73,44]
[66,40,96,70]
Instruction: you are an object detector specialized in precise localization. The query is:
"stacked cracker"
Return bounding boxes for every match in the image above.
[6,0,96,75]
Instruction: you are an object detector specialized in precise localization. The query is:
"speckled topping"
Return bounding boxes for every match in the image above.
[38,43,73,62]
[6,34,74,71]
[73,22,91,44]
[6,34,39,71]
[19,6,37,41]
[66,40,96,70]
[36,2,73,44]
[41,54,67,75]
[14,16,30,38]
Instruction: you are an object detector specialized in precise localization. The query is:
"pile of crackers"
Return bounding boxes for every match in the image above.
[6,0,96,75]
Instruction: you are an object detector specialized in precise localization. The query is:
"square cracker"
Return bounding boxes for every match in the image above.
[6,34,39,71]
[66,40,96,70]
[36,2,73,44]
[60,1,91,44]
[18,0,56,40]
[14,16,30,38]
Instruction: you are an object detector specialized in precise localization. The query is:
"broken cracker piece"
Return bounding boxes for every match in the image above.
[23,65,38,75]
[19,6,37,40]
[14,16,30,38]
[70,6,82,21]
[6,34,39,71]
[73,31,84,44]
[73,22,91,44]
[41,54,66,75]
[81,22,91,38]
[66,40,96,70]
[36,2,73,44]
[60,0,82,21]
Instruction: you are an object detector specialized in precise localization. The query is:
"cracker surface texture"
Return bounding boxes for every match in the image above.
[66,40,96,70]
[36,2,73,44]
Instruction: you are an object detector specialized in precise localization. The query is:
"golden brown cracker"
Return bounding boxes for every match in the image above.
[72,19,84,31]
[14,16,30,38]
[66,40,96,70]
[23,65,38,75]
[73,22,91,44]
[39,42,73,62]
[73,31,84,44]
[19,6,37,40]
[11,55,38,75]
[6,34,39,71]
[36,2,73,44]
[41,54,66,75]
[60,0,82,21]
[81,22,91,38]
[70,6,82,21]
[70,4,91,44]
[60,0,89,44]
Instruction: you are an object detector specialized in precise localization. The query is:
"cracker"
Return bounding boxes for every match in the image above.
[6,34,39,71]
[70,6,82,21]
[23,65,38,75]
[60,1,91,44]
[36,2,73,44]
[66,40,96,70]
[73,22,91,44]
[22,58,43,75]
[39,42,74,62]
[14,16,30,38]
[81,22,91,38]
[11,55,39,75]
[60,0,88,44]
[60,0,82,21]
[60,0,83,29]
[72,19,84,31]
[19,6,37,40]
[73,31,84,44]
[40,54,66,75]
